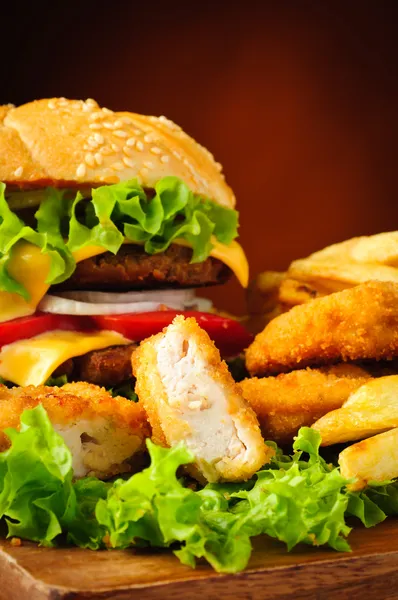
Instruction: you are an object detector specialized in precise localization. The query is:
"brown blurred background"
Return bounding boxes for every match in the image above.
[1,0,398,314]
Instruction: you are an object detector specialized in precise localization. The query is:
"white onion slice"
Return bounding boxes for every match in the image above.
[56,288,196,305]
[38,289,213,316]
[39,296,178,316]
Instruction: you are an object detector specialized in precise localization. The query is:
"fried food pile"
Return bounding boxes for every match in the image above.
[243,230,398,490]
[1,230,397,494]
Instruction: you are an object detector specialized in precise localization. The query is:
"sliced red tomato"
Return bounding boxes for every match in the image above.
[91,311,253,357]
[0,313,93,348]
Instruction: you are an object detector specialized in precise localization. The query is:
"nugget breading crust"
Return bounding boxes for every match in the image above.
[0,382,149,479]
[246,282,398,376]
[132,316,271,483]
[238,365,371,445]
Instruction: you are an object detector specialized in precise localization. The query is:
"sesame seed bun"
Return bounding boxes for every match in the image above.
[0,98,235,209]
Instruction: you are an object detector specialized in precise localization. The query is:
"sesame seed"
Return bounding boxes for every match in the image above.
[113,120,123,128]
[48,100,56,109]
[89,123,103,130]
[87,138,98,148]
[102,107,113,114]
[103,122,116,129]
[113,130,128,138]
[89,111,103,121]
[119,116,133,124]
[86,98,96,106]
[94,152,103,165]
[93,133,104,144]
[143,161,154,169]
[82,103,92,112]
[85,153,95,167]
[160,155,170,163]
[123,156,135,168]
[215,161,223,172]
[100,146,113,155]
[136,141,144,151]
[76,163,86,178]
[144,133,154,143]
[14,166,23,177]
[150,146,161,155]
[58,98,68,106]
[111,162,124,171]
[123,146,134,157]
[126,137,136,147]
[111,144,119,152]
[158,115,177,129]
[133,129,142,136]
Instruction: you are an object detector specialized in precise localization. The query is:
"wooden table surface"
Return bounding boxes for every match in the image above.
[1,520,398,600]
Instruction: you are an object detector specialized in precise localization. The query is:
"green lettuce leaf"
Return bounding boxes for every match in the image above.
[3,407,398,575]
[0,177,239,298]
[96,440,251,572]
[0,404,74,545]
[229,428,352,552]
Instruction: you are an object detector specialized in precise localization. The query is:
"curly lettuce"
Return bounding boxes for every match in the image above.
[1,408,397,573]
[1,177,239,299]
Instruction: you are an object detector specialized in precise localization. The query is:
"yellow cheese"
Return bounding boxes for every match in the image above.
[0,242,52,323]
[0,329,131,386]
[0,237,249,323]
[173,238,249,288]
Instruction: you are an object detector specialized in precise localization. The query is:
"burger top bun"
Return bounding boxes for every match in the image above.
[0,98,235,209]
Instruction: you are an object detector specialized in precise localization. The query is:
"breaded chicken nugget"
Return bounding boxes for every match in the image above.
[132,316,270,483]
[238,365,371,445]
[0,382,149,479]
[246,281,398,376]
[339,428,398,491]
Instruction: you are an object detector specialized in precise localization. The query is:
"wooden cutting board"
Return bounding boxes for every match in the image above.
[1,520,398,600]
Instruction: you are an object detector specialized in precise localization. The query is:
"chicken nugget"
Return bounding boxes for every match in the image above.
[246,281,398,376]
[132,316,270,483]
[312,375,398,446]
[238,365,371,445]
[0,382,149,479]
[339,428,398,491]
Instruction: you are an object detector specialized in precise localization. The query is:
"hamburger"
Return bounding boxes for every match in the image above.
[0,97,250,395]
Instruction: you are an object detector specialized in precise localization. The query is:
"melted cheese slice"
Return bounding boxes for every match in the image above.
[0,330,131,386]
[0,238,249,323]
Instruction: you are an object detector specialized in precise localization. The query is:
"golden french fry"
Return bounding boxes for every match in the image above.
[279,232,398,308]
[312,375,398,446]
[339,427,398,491]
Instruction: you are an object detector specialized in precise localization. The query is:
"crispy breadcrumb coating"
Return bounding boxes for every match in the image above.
[0,382,149,479]
[238,365,371,445]
[132,316,271,483]
[246,282,398,376]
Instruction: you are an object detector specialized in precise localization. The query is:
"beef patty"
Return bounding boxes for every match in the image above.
[54,344,137,388]
[54,244,231,291]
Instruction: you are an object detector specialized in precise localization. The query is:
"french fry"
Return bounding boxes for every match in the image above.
[339,427,398,491]
[312,375,398,446]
